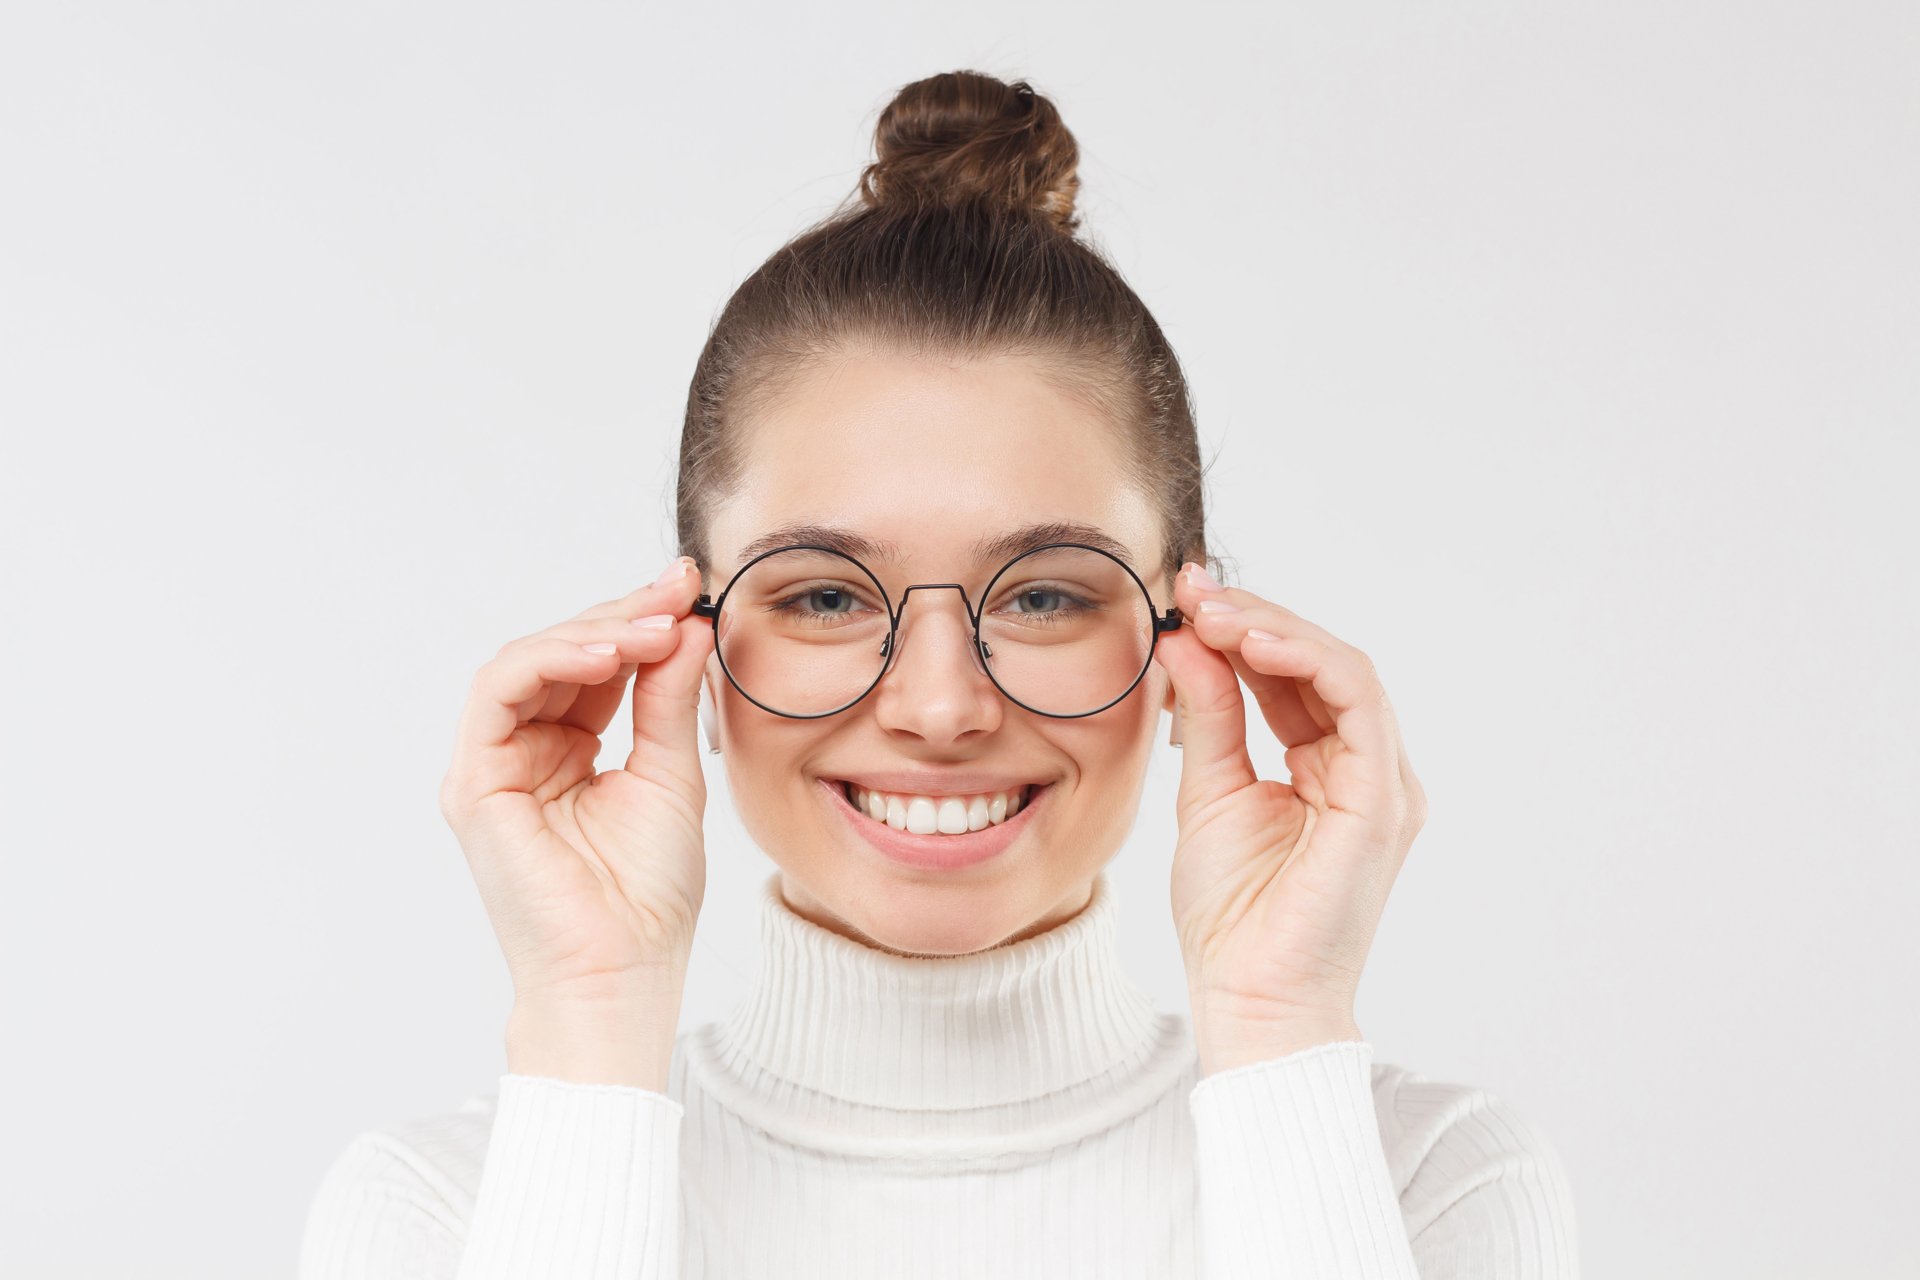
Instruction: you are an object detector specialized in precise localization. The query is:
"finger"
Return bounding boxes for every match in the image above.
[442,717,603,823]
[1149,626,1258,818]
[556,661,637,733]
[1214,644,1323,744]
[1177,589,1338,738]
[1233,630,1400,763]
[567,556,704,623]
[515,561,702,723]
[1296,676,1337,736]
[1172,565,1350,653]
[499,606,694,729]
[494,720,604,805]
[628,607,715,778]
[455,618,684,755]
[1174,568,1396,759]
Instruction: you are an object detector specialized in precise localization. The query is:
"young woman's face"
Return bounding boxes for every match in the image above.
[703,346,1179,956]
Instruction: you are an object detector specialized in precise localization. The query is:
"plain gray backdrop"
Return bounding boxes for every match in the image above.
[3,3,1914,1277]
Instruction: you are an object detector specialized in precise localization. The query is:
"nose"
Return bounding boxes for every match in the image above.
[870,585,1003,743]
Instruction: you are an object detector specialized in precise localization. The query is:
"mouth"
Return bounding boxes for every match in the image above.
[818,776,1054,872]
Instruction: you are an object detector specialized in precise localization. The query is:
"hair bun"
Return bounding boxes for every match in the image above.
[858,70,1081,235]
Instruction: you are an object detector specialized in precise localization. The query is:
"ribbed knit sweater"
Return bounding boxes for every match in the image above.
[300,870,1580,1277]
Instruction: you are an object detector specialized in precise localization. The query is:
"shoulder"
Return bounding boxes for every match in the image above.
[1368,1055,1581,1262]
[298,1090,499,1276]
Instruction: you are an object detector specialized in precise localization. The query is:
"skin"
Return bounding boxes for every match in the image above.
[700,346,1177,960]
[438,343,1426,1090]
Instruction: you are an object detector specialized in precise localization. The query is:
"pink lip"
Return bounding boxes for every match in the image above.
[818,776,1050,872]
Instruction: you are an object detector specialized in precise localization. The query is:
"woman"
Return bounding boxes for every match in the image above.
[302,70,1578,1278]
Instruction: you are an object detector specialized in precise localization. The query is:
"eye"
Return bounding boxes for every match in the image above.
[1013,587,1067,613]
[768,581,880,626]
[993,582,1095,626]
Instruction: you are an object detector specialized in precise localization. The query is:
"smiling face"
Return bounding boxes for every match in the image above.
[701,344,1178,957]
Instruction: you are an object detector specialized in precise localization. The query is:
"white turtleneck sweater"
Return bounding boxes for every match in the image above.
[300,871,1580,1278]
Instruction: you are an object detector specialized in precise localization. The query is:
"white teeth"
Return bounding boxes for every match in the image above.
[843,782,1035,835]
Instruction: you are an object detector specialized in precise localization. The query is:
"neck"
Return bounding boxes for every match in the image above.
[709,869,1170,1111]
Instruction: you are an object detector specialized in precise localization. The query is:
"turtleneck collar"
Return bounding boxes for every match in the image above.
[707,870,1169,1113]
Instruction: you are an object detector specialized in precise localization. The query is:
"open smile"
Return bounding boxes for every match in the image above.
[818,776,1053,872]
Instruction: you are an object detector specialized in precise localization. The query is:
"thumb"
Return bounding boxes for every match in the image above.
[626,610,716,778]
[1152,627,1257,819]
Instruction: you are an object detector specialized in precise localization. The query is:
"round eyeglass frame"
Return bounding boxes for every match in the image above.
[691,540,1184,720]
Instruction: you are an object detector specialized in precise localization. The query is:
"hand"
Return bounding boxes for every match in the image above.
[1151,562,1428,1076]
[438,557,715,1073]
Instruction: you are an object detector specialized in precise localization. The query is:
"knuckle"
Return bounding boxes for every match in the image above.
[436,774,467,826]
[468,662,500,698]
[1389,791,1411,829]
[1402,784,1429,833]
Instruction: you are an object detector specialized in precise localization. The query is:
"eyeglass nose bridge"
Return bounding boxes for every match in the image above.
[879,582,992,683]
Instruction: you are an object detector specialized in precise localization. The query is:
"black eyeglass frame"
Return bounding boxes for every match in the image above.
[691,540,1184,720]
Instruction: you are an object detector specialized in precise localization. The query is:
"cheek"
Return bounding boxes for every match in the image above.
[1057,700,1159,799]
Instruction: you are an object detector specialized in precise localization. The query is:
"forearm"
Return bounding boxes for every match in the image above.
[1189,1040,1419,1280]
[456,1074,685,1280]
[453,987,690,1279]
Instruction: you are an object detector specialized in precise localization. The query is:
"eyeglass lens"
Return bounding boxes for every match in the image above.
[710,546,1158,717]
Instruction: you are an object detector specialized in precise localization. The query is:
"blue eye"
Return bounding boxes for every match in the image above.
[1015,589,1065,613]
[804,588,855,614]
[998,584,1094,626]
[769,582,875,626]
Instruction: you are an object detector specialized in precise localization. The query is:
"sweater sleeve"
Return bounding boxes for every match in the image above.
[299,1074,684,1279]
[1187,1040,1579,1279]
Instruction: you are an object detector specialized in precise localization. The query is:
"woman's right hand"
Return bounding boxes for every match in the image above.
[438,556,715,1085]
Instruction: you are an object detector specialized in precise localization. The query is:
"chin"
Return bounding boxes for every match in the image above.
[792,863,1048,958]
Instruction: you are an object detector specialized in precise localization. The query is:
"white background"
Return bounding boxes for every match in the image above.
[3,3,1914,1276]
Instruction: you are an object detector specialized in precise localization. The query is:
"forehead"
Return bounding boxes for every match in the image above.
[708,348,1159,578]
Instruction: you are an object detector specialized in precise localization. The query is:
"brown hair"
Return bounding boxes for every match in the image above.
[673,69,1225,593]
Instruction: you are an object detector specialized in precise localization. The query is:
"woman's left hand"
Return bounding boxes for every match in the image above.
[1151,561,1428,1076]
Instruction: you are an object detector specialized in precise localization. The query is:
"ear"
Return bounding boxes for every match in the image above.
[700,661,724,754]
[1158,664,1181,745]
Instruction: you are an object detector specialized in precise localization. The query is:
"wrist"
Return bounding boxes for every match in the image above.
[506,982,686,1093]
[1189,993,1363,1078]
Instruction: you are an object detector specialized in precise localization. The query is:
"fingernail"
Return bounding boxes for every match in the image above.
[632,613,675,629]
[1198,598,1240,614]
[582,642,618,655]
[1183,562,1223,591]
[653,557,689,586]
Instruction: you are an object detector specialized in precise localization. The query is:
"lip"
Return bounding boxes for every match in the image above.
[819,776,1051,872]
[829,769,1049,795]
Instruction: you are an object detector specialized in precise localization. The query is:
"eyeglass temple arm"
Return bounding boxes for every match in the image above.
[693,597,719,619]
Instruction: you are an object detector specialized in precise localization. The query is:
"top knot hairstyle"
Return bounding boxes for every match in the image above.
[860,72,1082,236]
[674,69,1219,592]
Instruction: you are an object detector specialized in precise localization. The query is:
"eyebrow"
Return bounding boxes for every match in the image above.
[731,520,1139,572]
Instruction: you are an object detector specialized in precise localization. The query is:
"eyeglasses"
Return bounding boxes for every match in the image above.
[692,541,1182,719]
